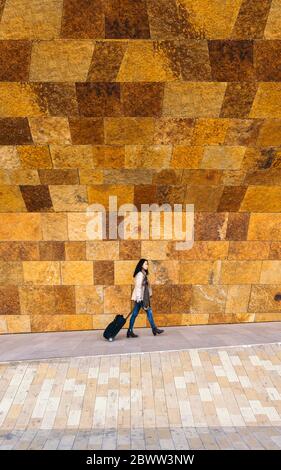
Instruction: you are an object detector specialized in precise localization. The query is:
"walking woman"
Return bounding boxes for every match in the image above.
[127,259,164,338]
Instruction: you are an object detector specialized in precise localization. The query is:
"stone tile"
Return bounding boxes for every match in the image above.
[257,120,281,146]
[79,169,103,185]
[231,0,272,39]
[201,146,246,170]
[224,119,262,146]
[217,186,247,212]
[171,146,202,169]
[76,83,121,117]
[20,185,53,212]
[30,40,94,81]
[0,214,41,241]
[69,118,104,144]
[195,213,228,241]
[152,169,183,185]
[170,285,192,313]
[119,241,141,260]
[94,261,114,285]
[0,118,32,145]
[228,241,270,260]
[38,169,79,185]
[220,261,262,284]
[177,241,229,261]
[240,186,281,212]
[0,40,32,80]
[105,0,150,39]
[75,285,103,314]
[255,40,281,81]
[92,146,125,169]
[248,285,281,312]
[191,285,227,314]
[0,185,26,211]
[0,261,23,285]
[163,82,227,117]
[0,242,39,261]
[8,169,40,186]
[0,82,45,117]
[0,286,20,314]
[86,241,119,261]
[61,261,93,285]
[104,285,131,313]
[17,146,52,169]
[61,0,104,38]
[122,83,164,117]
[220,82,258,118]
[88,184,134,209]
[225,285,251,313]
[250,83,281,118]
[23,261,61,285]
[105,117,155,145]
[19,286,54,315]
[114,260,137,285]
[33,83,79,117]
[260,261,281,284]
[270,242,281,260]
[87,41,127,81]
[39,242,65,261]
[248,214,281,241]
[0,0,63,39]
[6,315,30,333]
[50,145,93,169]
[225,213,249,241]
[191,118,230,146]
[208,40,255,81]
[185,185,223,211]
[154,118,194,145]
[179,261,215,284]
[29,117,71,145]
[0,146,20,169]
[182,169,222,185]
[49,185,88,212]
[125,145,171,169]
[65,242,86,261]
[264,0,281,39]
[149,260,179,285]
[41,213,68,241]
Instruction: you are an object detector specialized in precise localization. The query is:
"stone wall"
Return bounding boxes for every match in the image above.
[1,0,281,333]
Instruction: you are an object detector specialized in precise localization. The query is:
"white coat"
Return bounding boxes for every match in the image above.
[131,271,152,302]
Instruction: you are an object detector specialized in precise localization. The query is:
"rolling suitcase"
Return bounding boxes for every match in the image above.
[103,309,133,341]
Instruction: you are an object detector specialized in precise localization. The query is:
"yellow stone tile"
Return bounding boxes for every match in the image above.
[31,314,66,332]
[163,82,227,117]
[50,145,94,168]
[49,185,88,212]
[64,314,93,330]
[0,213,41,240]
[6,315,31,333]
[178,241,229,260]
[41,213,68,241]
[88,184,134,209]
[75,286,103,314]
[182,313,209,325]
[232,313,255,323]
[260,261,281,283]
[250,83,281,118]
[0,170,10,184]
[0,83,44,117]
[117,41,176,82]
[0,261,23,284]
[105,117,155,145]
[68,213,96,241]
[141,241,172,260]
[170,146,203,169]
[255,312,281,322]
[179,0,242,38]
[201,146,246,170]
[220,261,262,284]
[114,260,138,285]
[179,261,215,284]
[29,117,71,144]
[191,285,227,314]
[191,118,230,145]
[30,39,94,81]
[9,169,40,185]
[264,0,281,39]
[23,261,61,285]
[79,169,103,184]
[125,145,171,168]
[225,285,251,313]
[0,146,20,169]
[86,241,119,260]
[240,186,281,212]
[0,316,8,334]
[92,146,125,169]
[0,185,26,211]
[257,119,281,146]
[0,0,63,39]
[17,146,52,169]
[104,285,131,313]
[92,314,115,329]
[150,260,179,284]
[185,185,224,211]
[248,214,281,241]
[61,261,93,285]
[228,241,270,260]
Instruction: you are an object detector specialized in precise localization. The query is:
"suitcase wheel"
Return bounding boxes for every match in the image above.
[109,337,113,342]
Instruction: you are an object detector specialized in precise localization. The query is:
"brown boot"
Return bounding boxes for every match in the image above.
[127,329,138,338]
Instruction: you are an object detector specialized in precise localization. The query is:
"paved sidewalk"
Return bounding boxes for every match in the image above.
[0,322,281,362]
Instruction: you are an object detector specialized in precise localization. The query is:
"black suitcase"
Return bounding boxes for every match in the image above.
[103,310,133,341]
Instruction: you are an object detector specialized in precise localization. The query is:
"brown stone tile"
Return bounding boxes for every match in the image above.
[228,241,270,260]
[195,213,228,241]
[119,240,141,260]
[69,118,104,144]
[154,118,195,144]
[134,184,157,210]
[33,83,79,117]
[226,212,250,241]
[231,0,272,39]
[76,82,122,117]
[150,285,172,314]
[105,0,150,39]
[152,169,183,185]
[224,119,263,146]
[171,285,192,313]
[269,242,281,260]
[87,41,128,81]
[255,40,281,81]
[155,40,212,80]
[217,186,247,212]
[0,286,20,314]
[182,169,222,185]
[0,118,32,145]
[0,242,39,261]
[220,82,258,118]
[104,285,131,313]
[20,185,53,212]
[65,241,86,260]
[244,169,281,186]
[156,185,186,205]
[38,169,79,185]
[0,261,23,285]
[122,83,164,117]
[185,185,223,212]
[53,286,76,314]
[21,286,55,316]
[94,260,114,285]
[61,0,105,38]
[92,146,125,168]
[208,40,255,81]
[39,241,65,261]
[0,40,32,81]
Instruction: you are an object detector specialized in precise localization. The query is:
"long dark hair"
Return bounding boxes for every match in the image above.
[133,258,148,277]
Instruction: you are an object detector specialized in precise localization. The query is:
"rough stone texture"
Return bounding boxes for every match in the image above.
[0,0,280,332]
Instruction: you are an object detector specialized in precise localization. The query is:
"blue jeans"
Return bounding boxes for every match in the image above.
[129,301,156,330]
